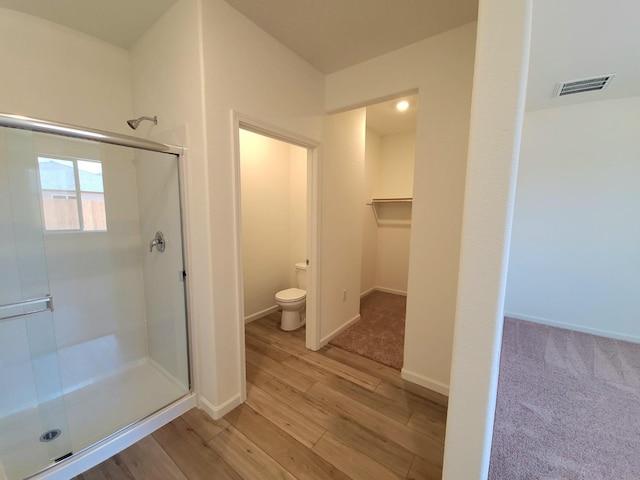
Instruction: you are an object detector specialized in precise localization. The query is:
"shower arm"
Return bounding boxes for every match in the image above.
[127,115,158,130]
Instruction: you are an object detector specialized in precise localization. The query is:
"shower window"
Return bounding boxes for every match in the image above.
[37,157,107,231]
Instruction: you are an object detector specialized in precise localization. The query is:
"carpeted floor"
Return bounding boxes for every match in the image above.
[329,290,405,370]
[489,317,640,479]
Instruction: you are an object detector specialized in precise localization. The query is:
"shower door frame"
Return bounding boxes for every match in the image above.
[0,113,184,156]
[0,112,197,480]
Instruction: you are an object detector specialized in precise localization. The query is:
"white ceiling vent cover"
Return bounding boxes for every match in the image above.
[555,74,615,97]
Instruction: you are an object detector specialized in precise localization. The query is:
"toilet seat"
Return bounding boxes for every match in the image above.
[275,287,306,303]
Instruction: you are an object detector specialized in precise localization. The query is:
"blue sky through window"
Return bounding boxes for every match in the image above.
[38,157,104,193]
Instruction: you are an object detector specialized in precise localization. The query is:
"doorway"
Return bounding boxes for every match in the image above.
[232,114,319,400]
[327,94,418,371]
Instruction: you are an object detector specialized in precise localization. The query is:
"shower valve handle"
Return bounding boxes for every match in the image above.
[149,231,166,253]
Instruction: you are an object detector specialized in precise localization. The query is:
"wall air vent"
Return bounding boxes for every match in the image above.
[555,74,615,97]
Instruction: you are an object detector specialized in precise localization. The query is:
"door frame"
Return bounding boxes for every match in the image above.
[230,111,322,401]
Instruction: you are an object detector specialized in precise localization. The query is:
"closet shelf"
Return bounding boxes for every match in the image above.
[367,197,413,226]
[368,197,413,204]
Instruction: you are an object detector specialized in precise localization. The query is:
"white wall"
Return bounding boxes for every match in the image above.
[200,0,324,412]
[376,132,416,198]
[361,130,415,295]
[361,129,381,294]
[443,0,532,477]
[376,227,411,294]
[320,109,366,342]
[505,96,640,341]
[375,132,415,294]
[327,23,477,394]
[288,145,308,285]
[241,130,290,316]
[0,8,132,133]
[129,0,213,410]
[240,130,306,319]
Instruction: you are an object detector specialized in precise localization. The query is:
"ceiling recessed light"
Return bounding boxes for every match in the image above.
[396,100,409,112]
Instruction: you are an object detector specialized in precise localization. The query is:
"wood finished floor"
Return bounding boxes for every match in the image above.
[75,313,448,480]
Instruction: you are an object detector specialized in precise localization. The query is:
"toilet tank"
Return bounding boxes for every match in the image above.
[295,262,307,290]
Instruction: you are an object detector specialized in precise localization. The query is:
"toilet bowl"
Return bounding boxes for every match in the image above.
[275,262,307,331]
[275,288,306,331]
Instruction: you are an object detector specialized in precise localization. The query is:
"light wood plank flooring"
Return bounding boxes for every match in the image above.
[75,313,447,479]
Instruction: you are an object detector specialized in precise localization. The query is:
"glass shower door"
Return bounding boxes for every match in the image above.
[0,127,72,480]
[0,118,191,479]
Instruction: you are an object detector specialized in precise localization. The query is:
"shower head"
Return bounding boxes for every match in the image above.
[126,115,157,130]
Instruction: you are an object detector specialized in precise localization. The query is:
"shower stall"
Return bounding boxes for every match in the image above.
[0,114,193,479]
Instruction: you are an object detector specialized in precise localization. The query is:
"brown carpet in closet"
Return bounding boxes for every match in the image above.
[329,291,405,370]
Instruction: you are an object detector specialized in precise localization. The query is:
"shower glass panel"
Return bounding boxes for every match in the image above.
[0,126,189,480]
[0,128,73,479]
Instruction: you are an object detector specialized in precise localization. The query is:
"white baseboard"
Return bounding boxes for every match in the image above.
[199,392,242,420]
[401,368,449,396]
[320,314,361,347]
[244,305,280,324]
[360,286,408,298]
[504,312,640,344]
[360,286,376,298]
[374,286,407,296]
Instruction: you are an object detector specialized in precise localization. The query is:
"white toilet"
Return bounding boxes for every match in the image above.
[275,262,307,331]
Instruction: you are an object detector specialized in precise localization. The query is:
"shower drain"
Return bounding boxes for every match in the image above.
[39,429,62,442]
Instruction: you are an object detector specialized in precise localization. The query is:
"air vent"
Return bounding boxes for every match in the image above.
[555,75,615,97]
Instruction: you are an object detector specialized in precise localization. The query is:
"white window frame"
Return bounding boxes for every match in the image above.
[36,155,107,233]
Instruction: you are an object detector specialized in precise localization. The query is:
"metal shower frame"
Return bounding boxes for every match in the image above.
[0,112,182,155]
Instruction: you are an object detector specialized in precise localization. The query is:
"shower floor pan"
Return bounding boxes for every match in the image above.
[0,359,186,480]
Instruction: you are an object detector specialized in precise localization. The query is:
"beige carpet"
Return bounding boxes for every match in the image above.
[329,291,405,370]
[489,317,640,479]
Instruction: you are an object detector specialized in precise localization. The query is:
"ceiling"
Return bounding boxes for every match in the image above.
[366,94,418,137]
[0,0,477,74]
[526,0,640,111]
[223,0,478,74]
[0,0,177,49]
